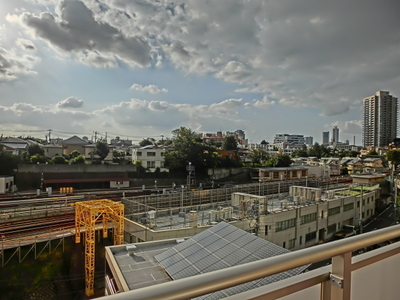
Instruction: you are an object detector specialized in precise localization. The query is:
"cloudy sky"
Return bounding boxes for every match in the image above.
[1,0,399,145]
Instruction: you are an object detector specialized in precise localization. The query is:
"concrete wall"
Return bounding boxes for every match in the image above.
[207,168,245,180]
[18,164,136,173]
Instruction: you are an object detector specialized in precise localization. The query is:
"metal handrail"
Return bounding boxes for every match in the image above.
[100,224,400,300]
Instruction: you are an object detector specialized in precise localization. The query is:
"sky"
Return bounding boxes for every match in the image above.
[1,0,400,145]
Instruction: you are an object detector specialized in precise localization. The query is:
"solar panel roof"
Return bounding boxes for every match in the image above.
[155,222,309,299]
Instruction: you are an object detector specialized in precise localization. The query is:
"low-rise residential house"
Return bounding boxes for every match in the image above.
[1,144,19,156]
[347,159,364,174]
[342,157,385,174]
[131,145,168,172]
[362,157,384,169]
[61,135,89,156]
[1,137,41,156]
[43,143,63,158]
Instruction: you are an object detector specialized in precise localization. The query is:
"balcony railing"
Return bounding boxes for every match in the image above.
[100,224,400,300]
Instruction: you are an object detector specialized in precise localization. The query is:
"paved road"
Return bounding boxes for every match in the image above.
[308,203,398,270]
[362,203,397,234]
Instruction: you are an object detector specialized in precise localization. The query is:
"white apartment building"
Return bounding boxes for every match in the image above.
[131,145,168,172]
[363,91,398,148]
[273,134,305,145]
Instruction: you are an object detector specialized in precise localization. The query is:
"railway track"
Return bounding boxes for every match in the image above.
[0,214,75,239]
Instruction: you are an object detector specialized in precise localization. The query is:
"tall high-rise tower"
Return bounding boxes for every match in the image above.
[322,131,329,144]
[332,126,339,143]
[363,91,398,148]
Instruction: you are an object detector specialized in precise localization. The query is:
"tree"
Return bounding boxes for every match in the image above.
[70,155,85,164]
[30,154,47,164]
[28,144,44,157]
[248,149,268,166]
[387,150,400,169]
[52,156,68,164]
[260,140,268,145]
[95,140,109,161]
[292,145,309,158]
[367,149,379,156]
[139,138,156,147]
[221,136,238,150]
[264,154,292,167]
[70,150,81,158]
[165,127,217,173]
[0,144,20,175]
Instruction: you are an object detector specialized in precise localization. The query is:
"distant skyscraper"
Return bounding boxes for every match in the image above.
[322,131,329,144]
[305,136,313,147]
[363,91,398,148]
[332,126,339,143]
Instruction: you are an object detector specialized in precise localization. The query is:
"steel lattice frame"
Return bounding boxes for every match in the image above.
[74,199,124,296]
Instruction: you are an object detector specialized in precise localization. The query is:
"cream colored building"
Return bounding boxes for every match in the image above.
[122,184,379,251]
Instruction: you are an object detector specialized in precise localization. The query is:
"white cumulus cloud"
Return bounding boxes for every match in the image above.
[57,97,84,109]
[130,83,168,94]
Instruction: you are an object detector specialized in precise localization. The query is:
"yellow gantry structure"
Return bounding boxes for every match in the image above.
[74,199,124,297]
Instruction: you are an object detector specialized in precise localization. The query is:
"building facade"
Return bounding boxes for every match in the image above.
[322,131,329,145]
[332,126,339,143]
[363,91,398,148]
[273,134,305,145]
[305,136,313,147]
[131,145,168,172]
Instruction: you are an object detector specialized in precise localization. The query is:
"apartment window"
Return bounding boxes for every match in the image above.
[289,238,296,249]
[321,210,324,219]
[292,171,297,178]
[343,203,354,212]
[305,231,316,242]
[302,170,306,176]
[328,206,341,216]
[161,152,165,156]
[283,242,286,249]
[273,172,279,179]
[264,225,268,236]
[327,223,337,234]
[147,152,156,157]
[357,201,360,208]
[299,236,303,245]
[147,161,155,168]
[275,218,296,232]
[300,213,316,224]
[137,151,142,156]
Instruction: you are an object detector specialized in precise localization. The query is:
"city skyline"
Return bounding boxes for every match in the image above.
[1,1,400,144]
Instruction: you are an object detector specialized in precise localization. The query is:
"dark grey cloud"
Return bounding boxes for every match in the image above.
[21,0,152,67]
[10,0,400,120]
